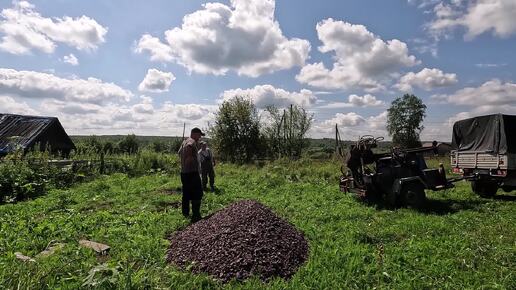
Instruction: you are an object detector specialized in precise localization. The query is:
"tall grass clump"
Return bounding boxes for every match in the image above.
[0,159,46,203]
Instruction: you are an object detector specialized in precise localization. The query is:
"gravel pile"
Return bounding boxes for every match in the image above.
[166,200,309,282]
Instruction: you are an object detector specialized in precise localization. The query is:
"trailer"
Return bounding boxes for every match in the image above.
[338,135,458,209]
[451,114,516,197]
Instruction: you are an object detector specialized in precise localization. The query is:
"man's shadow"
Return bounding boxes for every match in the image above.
[203,187,225,195]
[493,195,516,201]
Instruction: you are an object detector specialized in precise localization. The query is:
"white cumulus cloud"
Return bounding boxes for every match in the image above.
[62,53,79,66]
[138,69,175,93]
[395,68,458,91]
[134,34,173,62]
[38,97,218,136]
[427,0,516,40]
[221,85,317,108]
[0,1,108,55]
[311,111,389,139]
[296,18,419,92]
[0,95,38,115]
[323,112,366,127]
[441,79,516,107]
[0,68,132,104]
[135,0,310,77]
[425,79,516,141]
[318,94,384,108]
[0,69,217,136]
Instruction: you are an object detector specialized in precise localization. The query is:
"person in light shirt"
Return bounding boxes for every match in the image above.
[198,141,216,192]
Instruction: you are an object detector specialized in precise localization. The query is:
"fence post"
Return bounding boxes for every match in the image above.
[100,151,105,174]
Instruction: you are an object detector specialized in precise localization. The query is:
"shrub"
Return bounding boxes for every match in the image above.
[210,96,265,163]
[150,140,168,153]
[263,104,313,159]
[128,150,180,177]
[118,134,139,154]
[0,161,46,203]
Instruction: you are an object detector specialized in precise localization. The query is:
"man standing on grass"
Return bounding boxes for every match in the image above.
[198,141,216,192]
[178,127,204,222]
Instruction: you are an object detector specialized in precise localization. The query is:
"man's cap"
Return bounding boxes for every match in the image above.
[191,127,205,136]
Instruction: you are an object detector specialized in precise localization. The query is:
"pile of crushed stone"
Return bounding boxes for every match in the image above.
[166,200,309,282]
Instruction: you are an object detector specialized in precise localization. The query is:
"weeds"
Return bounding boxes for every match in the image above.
[0,158,514,289]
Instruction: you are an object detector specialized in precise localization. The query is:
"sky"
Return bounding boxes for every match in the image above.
[0,0,515,141]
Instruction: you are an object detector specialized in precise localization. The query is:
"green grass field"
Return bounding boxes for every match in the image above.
[0,158,515,289]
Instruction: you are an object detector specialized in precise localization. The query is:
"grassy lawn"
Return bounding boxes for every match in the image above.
[0,159,514,289]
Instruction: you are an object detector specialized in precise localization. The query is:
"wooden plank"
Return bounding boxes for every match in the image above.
[36,243,65,258]
[79,240,110,255]
[15,252,35,262]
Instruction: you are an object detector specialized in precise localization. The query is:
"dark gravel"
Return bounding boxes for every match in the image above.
[166,200,309,282]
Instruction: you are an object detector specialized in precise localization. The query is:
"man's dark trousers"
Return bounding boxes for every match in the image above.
[180,172,203,221]
[201,163,215,190]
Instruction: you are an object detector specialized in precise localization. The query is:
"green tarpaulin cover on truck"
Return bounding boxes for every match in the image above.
[451,114,516,154]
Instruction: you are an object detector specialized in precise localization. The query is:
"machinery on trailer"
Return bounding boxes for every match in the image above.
[451,114,516,197]
[336,133,459,208]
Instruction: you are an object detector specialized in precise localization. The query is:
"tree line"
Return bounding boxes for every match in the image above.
[72,93,428,162]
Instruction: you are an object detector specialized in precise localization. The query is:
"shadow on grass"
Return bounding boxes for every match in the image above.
[161,187,182,195]
[370,197,489,215]
[363,189,516,215]
[492,194,516,201]
[0,190,49,206]
[417,198,488,215]
[211,187,225,195]
[419,192,515,214]
[153,200,181,211]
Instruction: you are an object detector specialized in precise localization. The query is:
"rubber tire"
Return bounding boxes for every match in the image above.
[401,182,426,209]
[471,180,498,198]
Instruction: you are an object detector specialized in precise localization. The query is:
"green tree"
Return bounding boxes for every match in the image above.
[387,94,427,148]
[150,140,167,153]
[75,136,103,154]
[102,141,116,154]
[171,138,183,153]
[263,104,313,159]
[118,134,139,154]
[210,96,263,163]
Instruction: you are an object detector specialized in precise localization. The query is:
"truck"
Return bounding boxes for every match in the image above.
[451,114,516,197]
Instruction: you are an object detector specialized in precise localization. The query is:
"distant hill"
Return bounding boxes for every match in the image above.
[71,135,184,148]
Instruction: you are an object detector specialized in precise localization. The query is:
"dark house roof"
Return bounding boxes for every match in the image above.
[0,114,75,156]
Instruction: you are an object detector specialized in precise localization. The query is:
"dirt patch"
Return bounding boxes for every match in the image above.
[166,200,309,282]
[160,187,182,195]
[154,200,181,211]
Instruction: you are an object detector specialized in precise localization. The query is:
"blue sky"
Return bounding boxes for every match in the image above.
[0,0,515,140]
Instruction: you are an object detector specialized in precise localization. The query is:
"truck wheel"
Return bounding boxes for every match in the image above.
[502,186,514,193]
[401,182,426,209]
[471,180,498,198]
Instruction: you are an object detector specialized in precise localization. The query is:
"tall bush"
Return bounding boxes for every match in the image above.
[0,161,45,203]
[210,96,264,163]
[118,134,139,154]
[263,104,313,159]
